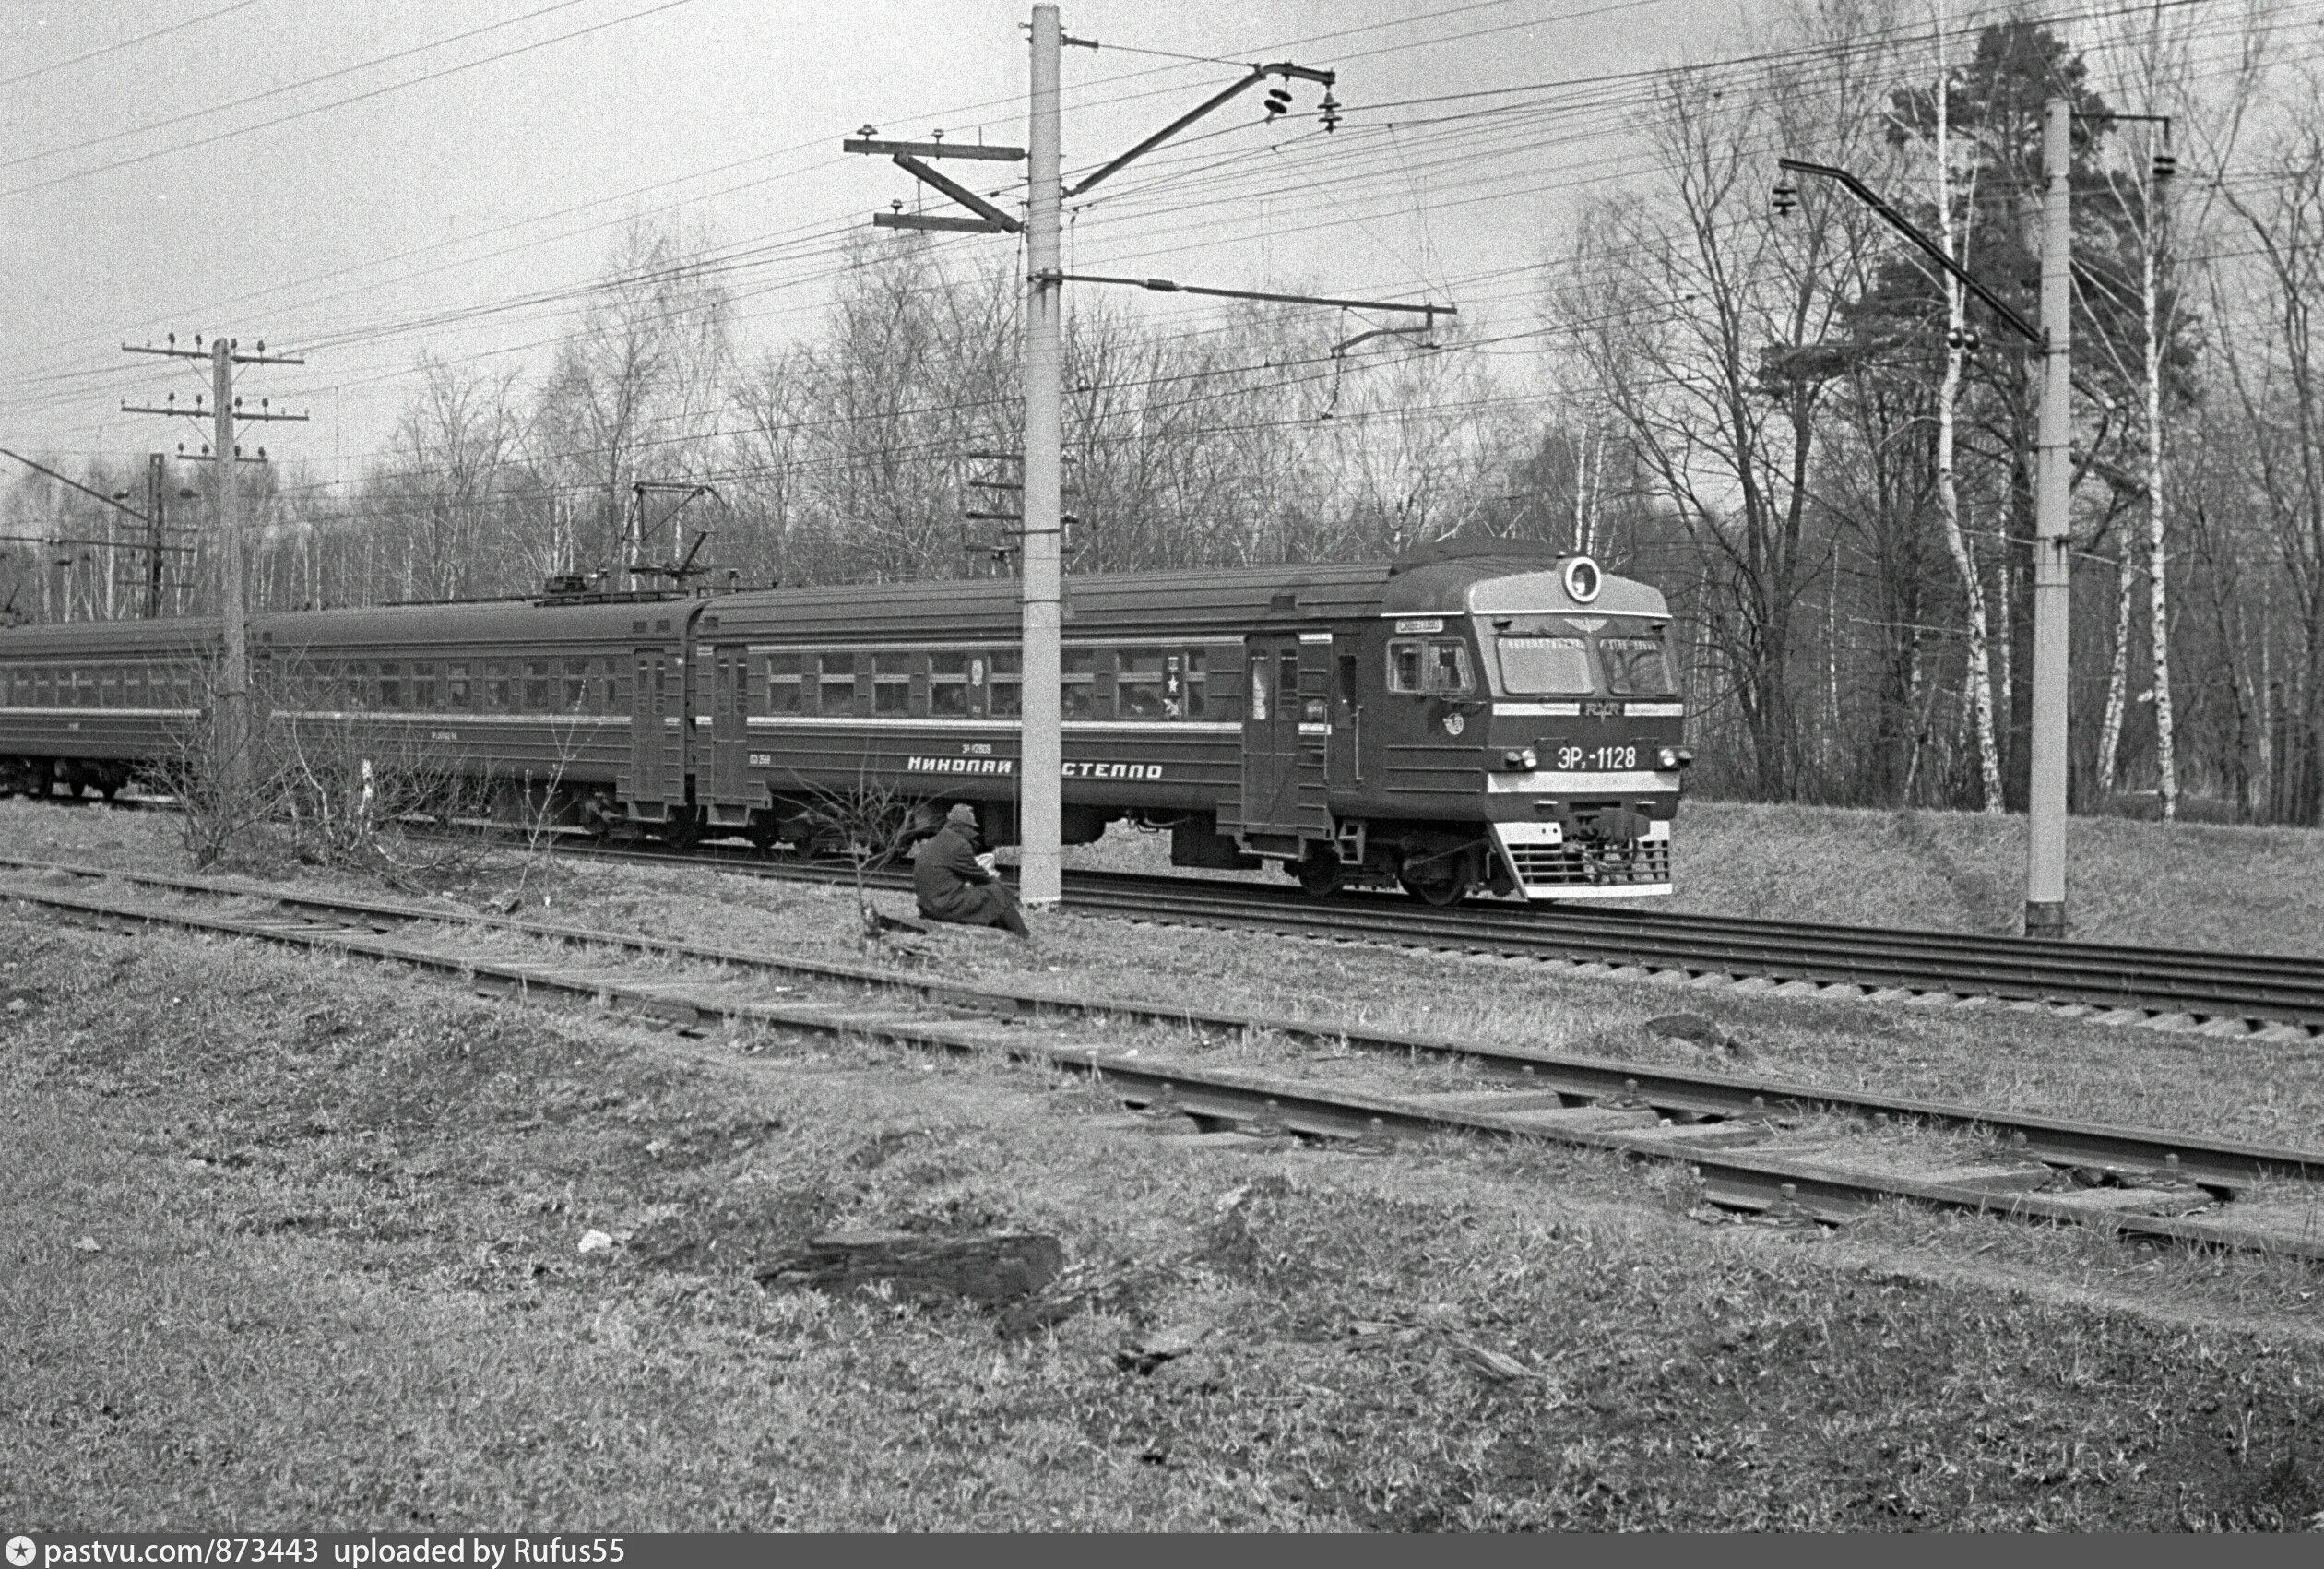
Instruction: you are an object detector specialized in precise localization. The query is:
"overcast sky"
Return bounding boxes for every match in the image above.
[0,0,1808,482]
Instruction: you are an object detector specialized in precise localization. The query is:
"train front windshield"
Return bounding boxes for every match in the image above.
[1496,618,1673,696]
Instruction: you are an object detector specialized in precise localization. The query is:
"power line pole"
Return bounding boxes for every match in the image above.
[1021,1,1064,909]
[2025,94,2073,939]
[122,333,306,808]
[1774,115,2072,936]
[846,17,1421,907]
[146,453,168,617]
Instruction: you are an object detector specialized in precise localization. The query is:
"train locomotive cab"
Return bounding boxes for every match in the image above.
[1307,550,1687,906]
[1467,556,1686,901]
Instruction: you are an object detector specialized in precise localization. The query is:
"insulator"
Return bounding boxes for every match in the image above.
[2152,151,2177,181]
[1772,180,1798,216]
[1320,90,1340,131]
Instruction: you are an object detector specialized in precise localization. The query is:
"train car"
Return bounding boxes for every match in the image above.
[690,545,1686,902]
[0,616,208,799]
[0,597,678,821]
[0,544,1689,903]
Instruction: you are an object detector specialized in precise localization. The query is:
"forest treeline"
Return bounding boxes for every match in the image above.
[8,3,2324,824]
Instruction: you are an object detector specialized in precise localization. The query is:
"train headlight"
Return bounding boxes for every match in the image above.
[1502,747,1539,771]
[1656,746,1693,770]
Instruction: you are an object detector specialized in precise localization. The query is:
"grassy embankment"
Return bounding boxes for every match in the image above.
[7,798,2324,1151]
[1068,798,2324,958]
[5,912,2324,1530]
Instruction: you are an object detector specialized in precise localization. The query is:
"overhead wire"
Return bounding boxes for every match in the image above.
[0,0,261,89]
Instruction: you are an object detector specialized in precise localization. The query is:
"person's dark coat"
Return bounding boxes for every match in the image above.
[913,820,1016,927]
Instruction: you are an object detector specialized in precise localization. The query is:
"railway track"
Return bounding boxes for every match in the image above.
[6,854,2322,1262]
[541,838,2324,1039]
[18,795,2324,1034]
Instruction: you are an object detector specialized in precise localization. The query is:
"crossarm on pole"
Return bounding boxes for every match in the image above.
[1778,156,2040,346]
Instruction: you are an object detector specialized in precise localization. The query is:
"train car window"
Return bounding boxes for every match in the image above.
[765,651,804,714]
[378,661,404,710]
[1061,648,1097,718]
[989,648,1022,719]
[1497,636,1591,695]
[525,660,551,710]
[1182,650,1208,718]
[1428,640,1475,695]
[930,652,970,716]
[446,661,471,710]
[1118,650,1168,719]
[486,662,511,712]
[414,664,440,712]
[1387,639,1426,694]
[562,660,588,711]
[98,666,120,707]
[873,652,913,716]
[1600,632,1673,695]
[1248,658,1270,722]
[818,651,857,713]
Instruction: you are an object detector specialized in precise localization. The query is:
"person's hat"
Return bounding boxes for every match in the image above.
[945,802,978,826]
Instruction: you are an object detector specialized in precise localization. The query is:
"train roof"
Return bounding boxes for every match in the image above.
[0,553,1666,653]
[704,555,1666,637]
[0,596,666,656]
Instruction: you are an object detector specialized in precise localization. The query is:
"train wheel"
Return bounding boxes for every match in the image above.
[1399,870,1469,907]
[661,814,701,851]
[1296,852,1343,897]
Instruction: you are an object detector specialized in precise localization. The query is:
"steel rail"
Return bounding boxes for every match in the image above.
[2,854,2318,1197]
[534,838,2324,1035]
[16,797,2324,1029]
[6,869,2319,1261]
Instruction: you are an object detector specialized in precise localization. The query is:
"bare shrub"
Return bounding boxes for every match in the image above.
[144,655,495,890]
[791,771,925,945]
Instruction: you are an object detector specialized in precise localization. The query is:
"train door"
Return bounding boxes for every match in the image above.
[627,648,672,816]
[1239,632,1304,850]
[705,645,753,823]
[1328,646,1360,791]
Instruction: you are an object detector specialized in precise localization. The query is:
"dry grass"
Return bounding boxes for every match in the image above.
[5,915,2324,1529]
[1667,801,2324,957]
[7,800,2324,1153]
[1065,800,2324,958]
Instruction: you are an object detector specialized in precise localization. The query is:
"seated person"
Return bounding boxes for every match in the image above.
[912,802,1030,938]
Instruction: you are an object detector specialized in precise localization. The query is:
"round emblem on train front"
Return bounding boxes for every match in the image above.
[1442,712,1466,736]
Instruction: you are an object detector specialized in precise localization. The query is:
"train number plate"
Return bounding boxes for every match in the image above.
[1554,744,1640,771]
